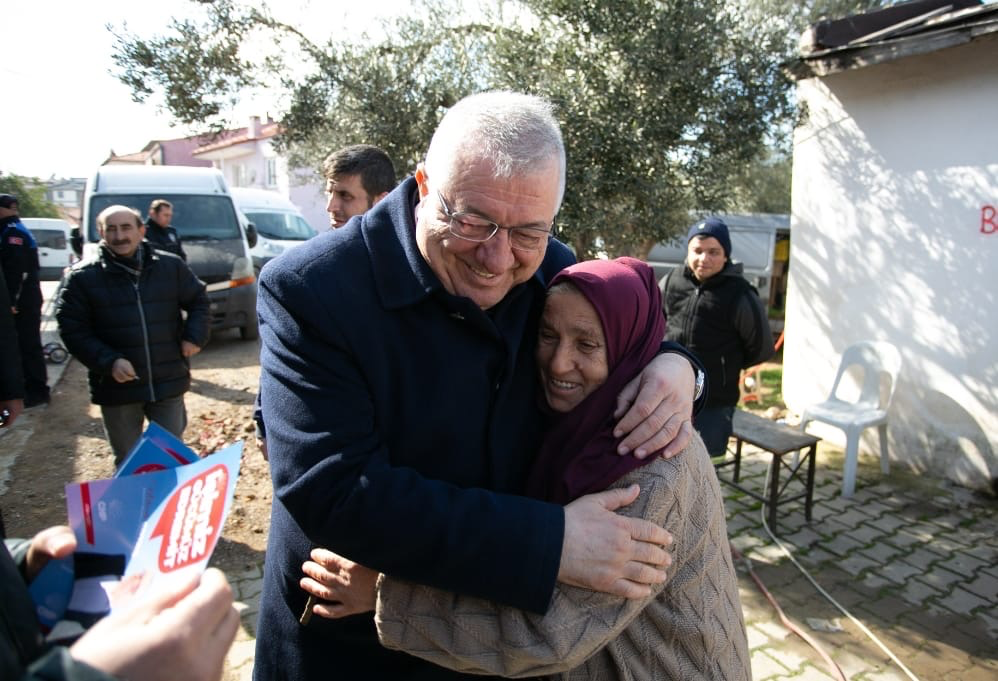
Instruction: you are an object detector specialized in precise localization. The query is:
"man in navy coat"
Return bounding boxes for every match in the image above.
[254,92,703,680]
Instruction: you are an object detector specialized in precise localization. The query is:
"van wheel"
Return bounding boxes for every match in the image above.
[241,323,259,341]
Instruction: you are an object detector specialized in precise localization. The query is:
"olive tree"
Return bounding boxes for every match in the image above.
[111,0,882,256]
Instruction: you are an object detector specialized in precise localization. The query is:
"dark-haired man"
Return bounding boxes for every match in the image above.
[145,199,186,260]
[322,144,396,229]
[253,144,398,458]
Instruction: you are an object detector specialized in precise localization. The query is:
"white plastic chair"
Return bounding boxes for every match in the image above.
[799,341,902,498]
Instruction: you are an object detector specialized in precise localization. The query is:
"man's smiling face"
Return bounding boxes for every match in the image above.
[415,153,559,310]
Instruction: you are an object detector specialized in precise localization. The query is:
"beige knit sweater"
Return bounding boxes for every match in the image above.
[375,434,751,680]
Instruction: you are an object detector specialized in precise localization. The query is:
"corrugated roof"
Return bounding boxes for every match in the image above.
[787,0,998,79]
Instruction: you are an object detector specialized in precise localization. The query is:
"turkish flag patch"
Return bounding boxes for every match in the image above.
[7,236,23,245]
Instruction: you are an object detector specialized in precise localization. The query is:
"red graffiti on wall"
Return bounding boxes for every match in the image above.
[983,205,997,234]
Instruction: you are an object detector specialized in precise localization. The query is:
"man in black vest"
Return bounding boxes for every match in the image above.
[661,217,774,455]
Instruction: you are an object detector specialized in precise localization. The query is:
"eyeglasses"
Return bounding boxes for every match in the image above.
[436,191,551,252]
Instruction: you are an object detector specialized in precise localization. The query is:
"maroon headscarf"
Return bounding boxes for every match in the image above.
[525,257,666,505]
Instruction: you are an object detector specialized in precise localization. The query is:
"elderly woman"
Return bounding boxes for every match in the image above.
[306,258,750,680]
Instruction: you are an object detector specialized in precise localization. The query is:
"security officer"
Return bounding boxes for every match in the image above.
[0,194,49,408]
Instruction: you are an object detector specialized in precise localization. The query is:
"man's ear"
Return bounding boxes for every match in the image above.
[414,164,429,199]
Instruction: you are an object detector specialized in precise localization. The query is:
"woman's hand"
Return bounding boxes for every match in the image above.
[300,548,379,619]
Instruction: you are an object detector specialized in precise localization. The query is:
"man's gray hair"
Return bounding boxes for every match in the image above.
[425,91,566,210]
[97,204,143,230]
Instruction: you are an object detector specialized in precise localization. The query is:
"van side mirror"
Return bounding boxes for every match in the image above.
[70,227,83,256]
[244,222,258,249]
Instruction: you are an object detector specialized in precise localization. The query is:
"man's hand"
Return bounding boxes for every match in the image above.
[181,341,201,358]
[557,485,672,599]
[300,548,379,619]
[70,568,239,681]
[111,358,139,383]
[0,398,23,427]
[25,525,76,582]
[613,352,695,458]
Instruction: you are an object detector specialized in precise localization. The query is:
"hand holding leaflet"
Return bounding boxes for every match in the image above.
[30,422,242,641]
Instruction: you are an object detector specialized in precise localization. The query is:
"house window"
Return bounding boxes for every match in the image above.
[266,158,278,187]
[236,165,248,187]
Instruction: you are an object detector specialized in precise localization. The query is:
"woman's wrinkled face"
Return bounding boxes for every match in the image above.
[536,286,609,413]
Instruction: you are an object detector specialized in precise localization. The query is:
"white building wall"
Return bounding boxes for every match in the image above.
[287,166,329,233]
[785,34,998,493]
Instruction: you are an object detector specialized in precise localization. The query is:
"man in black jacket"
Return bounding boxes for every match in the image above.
[56,205,209,463]
[661,217,775,455]
[144,199,186,260]
[0,194,49,408]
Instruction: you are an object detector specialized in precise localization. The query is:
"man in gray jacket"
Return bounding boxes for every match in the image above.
[56,205,209,463]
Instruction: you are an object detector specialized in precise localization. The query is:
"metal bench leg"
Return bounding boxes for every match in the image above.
[805,443,816,522]
[768,452,780,533]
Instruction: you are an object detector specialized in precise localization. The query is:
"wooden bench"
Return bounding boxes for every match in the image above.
[714,409,821,534]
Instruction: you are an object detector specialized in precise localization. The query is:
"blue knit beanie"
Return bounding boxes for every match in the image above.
[687,217,731,259]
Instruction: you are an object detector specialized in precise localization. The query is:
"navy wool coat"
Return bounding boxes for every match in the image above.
[254,178,574,680]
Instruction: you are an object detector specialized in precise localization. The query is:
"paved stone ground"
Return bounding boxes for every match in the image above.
[722,444,997,681]
[222,442,997,681]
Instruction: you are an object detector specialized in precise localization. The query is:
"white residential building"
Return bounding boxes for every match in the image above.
[192,116,328,232]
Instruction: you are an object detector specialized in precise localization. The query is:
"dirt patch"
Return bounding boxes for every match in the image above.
[1,330,272,574]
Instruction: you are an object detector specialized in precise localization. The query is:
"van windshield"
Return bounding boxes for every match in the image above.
[30,229,68,249]
[88,195,242,242]
[244,211,316,241]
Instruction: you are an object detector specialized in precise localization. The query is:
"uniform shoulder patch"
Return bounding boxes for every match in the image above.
[7,236,23,245]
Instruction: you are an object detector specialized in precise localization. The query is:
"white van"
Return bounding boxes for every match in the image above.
[230,188,317,274]
[20,217,77,280]
[74,166,260,340]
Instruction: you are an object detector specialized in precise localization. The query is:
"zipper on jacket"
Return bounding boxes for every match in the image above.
[133,279,157,402]
[721,355,727,387]
[683,286,702,342]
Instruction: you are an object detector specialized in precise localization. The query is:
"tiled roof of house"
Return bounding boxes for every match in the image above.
[104,148,158,164]
[192,120,282,155]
